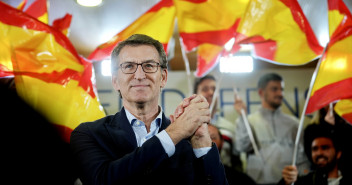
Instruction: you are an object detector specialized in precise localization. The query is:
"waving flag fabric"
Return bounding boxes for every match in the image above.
[174,0,249,77]
[174,0,247,51]
[88,0,175,61]
[305,0,352,115]
[195,44,223,77]
[52,13,73,36]
[236,0,324,65]
[329,0,352,125]
[195,43,241,77]
[25,0,48,24]
[335,99,352,124]
[0,2,105,142]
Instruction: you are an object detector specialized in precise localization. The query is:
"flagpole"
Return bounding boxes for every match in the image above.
[179,37,193,96]
[233,87,263,161]
[209,73,223,114]
[291,44,328,170]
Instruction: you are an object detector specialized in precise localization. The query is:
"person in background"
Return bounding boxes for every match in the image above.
[278,124,351,185]
[234,73,310,185]
[208,124,257,185]
[308,104,352,179]
[70,34,228,185]
[194,74,242,172]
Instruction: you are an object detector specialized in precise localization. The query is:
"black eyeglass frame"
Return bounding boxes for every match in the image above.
[119,61,162,74]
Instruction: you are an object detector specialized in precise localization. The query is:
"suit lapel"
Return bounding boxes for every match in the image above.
[105,108,138,150]
[159,113,171,132]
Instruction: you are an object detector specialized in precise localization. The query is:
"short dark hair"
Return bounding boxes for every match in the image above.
[257,73,283,89]
[193,75,216,94]
[110,34,168,76]
[303,124,341,162]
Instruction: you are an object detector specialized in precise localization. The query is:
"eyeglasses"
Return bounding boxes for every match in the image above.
[119,61,161,74]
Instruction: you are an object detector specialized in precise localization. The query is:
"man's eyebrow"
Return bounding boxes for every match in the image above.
[143,59,157,63]
[120,59,158,64]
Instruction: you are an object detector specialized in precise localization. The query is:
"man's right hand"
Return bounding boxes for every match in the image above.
[282,165,298,185]
[166,94,210,145]
[234,95,246,115]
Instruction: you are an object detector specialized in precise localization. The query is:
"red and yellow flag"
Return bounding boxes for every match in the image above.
[330,0,352,124]
[88,0,175,61]
[174,0,249,77]
[0,2,105,142]
[52,13,72,36]
[195,43,241,77]
[25,0,48,24]
[236,0,324,65]
[335,99,352,124]
[174,0,247,51]
[195,44,223,77]
[305,0,352,117]
[0,0,49,78]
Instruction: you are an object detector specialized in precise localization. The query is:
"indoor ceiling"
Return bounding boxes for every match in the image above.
[2,0,352,71]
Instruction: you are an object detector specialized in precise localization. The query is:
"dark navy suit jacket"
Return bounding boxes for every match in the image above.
[70,108,228,185]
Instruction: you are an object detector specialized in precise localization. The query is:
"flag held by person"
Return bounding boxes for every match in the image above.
[24,0,48,24]
[174,0,249,77]
[88,0,175,61]
[0,2,105,142]
[236,0,324,65]
[306,0,352,115]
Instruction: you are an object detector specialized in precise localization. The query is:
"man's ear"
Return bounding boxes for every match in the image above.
[160,69,168,88]
[258,88,264,97]
[111,75,120,92]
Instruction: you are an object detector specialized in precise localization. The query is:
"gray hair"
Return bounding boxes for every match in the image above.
[110,34,168,76]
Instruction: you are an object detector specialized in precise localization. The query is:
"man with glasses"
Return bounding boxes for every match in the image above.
[70,34,228,185]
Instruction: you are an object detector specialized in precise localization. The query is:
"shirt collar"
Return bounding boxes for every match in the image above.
[125,106,163,126]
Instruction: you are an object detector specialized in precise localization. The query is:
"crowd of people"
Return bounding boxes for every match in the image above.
[4,34,352,185]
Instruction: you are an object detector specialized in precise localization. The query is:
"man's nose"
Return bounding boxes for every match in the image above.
[276,89,283,96]
[134,65,146,79]
[208,89,215,96]
[316,149,324,156]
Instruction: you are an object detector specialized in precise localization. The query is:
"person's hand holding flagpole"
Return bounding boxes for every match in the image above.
[233,87,263,162]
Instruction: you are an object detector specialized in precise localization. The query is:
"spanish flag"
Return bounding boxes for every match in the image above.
[25,0,48,24]
[0,2,106,142]
[174,0,249,77]
[88,0,175,61]
[236,0,323,65]
[306,0,352,116]
[195,44,223,77]
[52,13,72,36]
[335,99,352,124]
[195,43,241,77]
[174,0,247,51]
[0,0,49,77]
